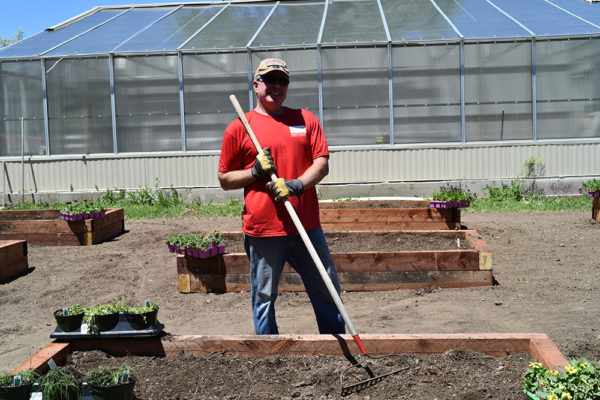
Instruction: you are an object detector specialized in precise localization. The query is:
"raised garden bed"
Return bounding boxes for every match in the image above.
[177,230,492,293]
[593,197,600,222]
[11,333,567,398]
[318,199,462,230]
[0,208,124,245]
[0,240,27,281]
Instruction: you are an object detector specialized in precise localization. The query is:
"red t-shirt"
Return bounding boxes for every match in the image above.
[219,108,329,237]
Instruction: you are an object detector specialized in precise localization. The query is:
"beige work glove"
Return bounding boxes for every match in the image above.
[267,178,304,201]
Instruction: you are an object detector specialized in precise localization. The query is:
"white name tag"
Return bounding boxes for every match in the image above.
[289,125,306,136]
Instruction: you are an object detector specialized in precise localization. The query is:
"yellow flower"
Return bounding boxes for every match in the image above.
[579,362,587,369]
[530,362,543,368]
[550,369,559,376]
[561,392,572,399]
[565,365,577,374]
[548,393,558,400]
[558,384,566,390]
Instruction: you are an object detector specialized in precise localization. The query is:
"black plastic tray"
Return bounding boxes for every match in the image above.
[50,312,163,339]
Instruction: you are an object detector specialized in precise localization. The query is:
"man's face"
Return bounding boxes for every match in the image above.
[253,70,289,110]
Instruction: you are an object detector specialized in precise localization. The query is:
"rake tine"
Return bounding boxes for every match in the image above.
[340,354,411,396]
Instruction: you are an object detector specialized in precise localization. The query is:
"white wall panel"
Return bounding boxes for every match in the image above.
[1,142,598,196]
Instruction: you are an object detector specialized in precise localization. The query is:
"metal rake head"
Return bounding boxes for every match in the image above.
[340,353,411,396]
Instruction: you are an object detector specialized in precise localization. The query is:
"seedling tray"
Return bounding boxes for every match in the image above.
[319,200,462,230]
[50,313,163,339]
[177,229,492,293]
[0,240,28,281]
[0,208,124,245]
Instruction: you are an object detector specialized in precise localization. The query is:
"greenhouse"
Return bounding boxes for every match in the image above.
[0,0,599,198]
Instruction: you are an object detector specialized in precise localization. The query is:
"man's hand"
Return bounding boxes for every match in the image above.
[251,147,276,181]
[267,178,304,201]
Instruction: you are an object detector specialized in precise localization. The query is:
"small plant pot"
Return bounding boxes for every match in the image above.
[429,200,470,209]
[196,248,211,258]
[217,244,226,255]
[93,313,119,332]
[588,190,600,198]
[0,383,33,400]
[54,310,84,332]
[90,380,135,400]
[209,246,218,257]
[125,309,158,330]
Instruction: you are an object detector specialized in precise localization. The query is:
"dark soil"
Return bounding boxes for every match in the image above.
[65,348,530,399]
[224,231,470,253]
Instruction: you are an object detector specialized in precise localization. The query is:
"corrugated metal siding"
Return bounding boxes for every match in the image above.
[1,142,598,193]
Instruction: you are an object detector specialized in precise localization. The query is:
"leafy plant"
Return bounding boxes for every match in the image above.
[56,304,85,316]
[86,363,136,387]
[40,367,80,400]
[523,359,600,400]
[82,298,127,332]
[431,184,476,202]
[62,199,106,215]
[0,369,39,386]
[126,299,158,314]
[582,179,600,192]
[164,232,226,252]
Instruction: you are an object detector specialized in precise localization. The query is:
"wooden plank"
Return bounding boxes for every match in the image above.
[0,240,27,263]
[593,197,600,221]
[319,208,461,231]
[530,337,569,372]
[319,200,430,209]
[186,270,493,292]
[11,342,71,374]
[161,333,549,358]
[179,249,480,276]
[464,230,493,270]
[0,257,28,281]
[0,209,61,219]
[0,232,83,246]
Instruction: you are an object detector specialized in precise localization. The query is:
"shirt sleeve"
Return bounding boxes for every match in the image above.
[304,110,329,160]
[218,121,243,173]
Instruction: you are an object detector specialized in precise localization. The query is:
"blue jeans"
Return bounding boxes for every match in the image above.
[244,228,345,335]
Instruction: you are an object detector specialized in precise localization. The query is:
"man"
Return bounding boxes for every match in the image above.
[218,58,345,335]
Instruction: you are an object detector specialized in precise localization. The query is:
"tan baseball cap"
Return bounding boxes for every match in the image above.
[254,58,289,79]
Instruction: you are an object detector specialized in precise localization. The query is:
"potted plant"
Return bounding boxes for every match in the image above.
[0,369,39,400]
[54,304,85,332]
[522,359,600,400]
[165,233,224,258]
[83,298,126,334]
[61,199,107,221]
[429,184,476,209]
[40,367,80,400]
[583,179,600,197]
[86,363,136,400]
[125,300,159,330]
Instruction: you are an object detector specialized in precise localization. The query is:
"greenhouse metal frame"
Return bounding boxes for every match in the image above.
[1,0,600,158]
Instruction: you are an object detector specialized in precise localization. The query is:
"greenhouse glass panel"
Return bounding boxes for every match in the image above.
[464,42,532,141]
[536,39,600,139]
[114,5,225,52]
[547,0,600,27]
[46,57,112,154]
[183,53,248,151]
[114,55,180,152]
[45,8,176,56]
[381,0,459,42]
[0,10,125,58]
[322,47,388,145]
[252,2,324,47]
[321,0,386,44]
[183,4,274,50]
[434,0,530,39]
[392,45,461,143]
[251,49,319,115]
[488,0,599,36]
[0,61,45,156]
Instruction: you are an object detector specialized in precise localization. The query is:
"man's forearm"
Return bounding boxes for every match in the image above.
[297,156,329,190]
[218,169,255,190]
